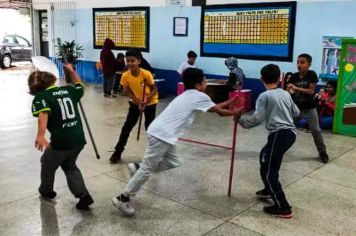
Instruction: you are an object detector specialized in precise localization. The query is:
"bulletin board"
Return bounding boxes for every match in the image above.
[200,2,297,61]
[333,38,356,136]
[93,7,150,51]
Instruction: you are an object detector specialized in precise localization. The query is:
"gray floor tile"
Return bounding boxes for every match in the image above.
[0,175,224,236]
[308,147,356,190]
[231,177,356,236]
[205,222,262,236]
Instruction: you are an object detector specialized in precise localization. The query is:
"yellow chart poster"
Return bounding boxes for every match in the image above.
[201,2,297,61]
[93,7,149,51]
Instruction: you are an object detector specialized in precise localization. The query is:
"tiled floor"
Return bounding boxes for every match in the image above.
[0,68,355,235]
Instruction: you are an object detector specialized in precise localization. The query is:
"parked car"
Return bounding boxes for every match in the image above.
[0,35,32,68]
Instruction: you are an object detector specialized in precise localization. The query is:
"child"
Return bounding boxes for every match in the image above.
[237,64,300,218]
[29,64,94,209]
[112,67,240,216]
[110,49,158,163]
[177,50,198,77]
[286,53,329,163]
[315,80,337,129]
[113,52,127,95]
[100,38,117,97]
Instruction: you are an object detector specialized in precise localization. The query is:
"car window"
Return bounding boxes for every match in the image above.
[3,36,16,44]
[16,37,30,47]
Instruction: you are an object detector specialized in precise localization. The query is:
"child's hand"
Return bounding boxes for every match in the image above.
[232,108,245,122]
[286,83,296,94]
[35,136,49,152]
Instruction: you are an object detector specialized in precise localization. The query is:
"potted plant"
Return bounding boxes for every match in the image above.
[55,38,84,65]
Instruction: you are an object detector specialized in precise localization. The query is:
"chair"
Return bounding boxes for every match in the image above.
[94,62,104,88]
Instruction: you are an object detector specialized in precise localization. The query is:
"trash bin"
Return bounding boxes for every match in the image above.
[154,78,167,98]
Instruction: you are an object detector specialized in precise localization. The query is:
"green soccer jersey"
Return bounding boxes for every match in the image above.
[32,83,86,150]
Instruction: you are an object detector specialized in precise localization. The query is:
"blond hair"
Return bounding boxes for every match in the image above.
[28,71,56,95]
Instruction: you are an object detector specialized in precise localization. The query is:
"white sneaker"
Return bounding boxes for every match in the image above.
[112,197,135,216]
[128,163,140,177]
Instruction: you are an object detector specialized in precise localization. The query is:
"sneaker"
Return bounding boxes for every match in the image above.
[76,194,94,209]
[112,195,135,216]
[263,205,292,218]
[111,93,117,97]
[39,189,57,199]
[110,151,122,163]
[128,163,140,177]
[256,189,272,199]
[319,151,329,163]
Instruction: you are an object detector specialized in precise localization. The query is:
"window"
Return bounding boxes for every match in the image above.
[16,37,30,47]
[3,36,16,44]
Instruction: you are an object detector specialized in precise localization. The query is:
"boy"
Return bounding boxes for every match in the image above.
[113,52,127,95]
[29,64,94,209]
[237,64,300,218]
[110,49,158,163]
[286,53,329,163]
[177,50,198,77]
[112,67,240,216]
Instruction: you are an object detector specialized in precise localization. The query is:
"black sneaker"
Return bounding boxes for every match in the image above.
[256,189,271,199]
[76,194,94,210]
[110,151,122,163]
[263,205,292,218]
[319,151,329,163]
[39,190,57,199]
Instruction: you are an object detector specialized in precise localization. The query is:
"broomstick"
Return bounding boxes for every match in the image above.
[137,79,147,141]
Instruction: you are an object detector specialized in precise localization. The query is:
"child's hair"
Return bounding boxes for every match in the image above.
[28,71,56,95]
[298,53,313,64]
[284,72,293,80]
[260,64,281,84]
[183,67,204,89]
[187,50,197,58]
[117,53,125,59]
[327,80,337,90]
[125,49,142,60]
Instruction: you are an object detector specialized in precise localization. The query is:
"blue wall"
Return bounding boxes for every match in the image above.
[71,2,356,103]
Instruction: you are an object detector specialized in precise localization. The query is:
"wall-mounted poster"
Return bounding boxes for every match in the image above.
[93,7,149,51]
[200,1,297,61]
[320,36,343,80]
[173,17,188,36]
[333,38,356,136]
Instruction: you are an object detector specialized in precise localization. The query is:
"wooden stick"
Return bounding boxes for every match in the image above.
[137,79,147,141]
[228,87,241,196]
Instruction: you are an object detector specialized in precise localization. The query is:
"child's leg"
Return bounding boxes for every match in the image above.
[302,108,327,154]
[123,136,172,196]
[156,145,183,172]
[39,148,65,194]
[106,75,114,95]
[143,104,157,130]
[114,102,140,153]
[113,75,119,93]
[261,130,296,209]
[60,149,89,198]
[103,76,108,94]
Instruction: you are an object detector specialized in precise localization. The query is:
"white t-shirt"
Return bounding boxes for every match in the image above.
[147,89,215,145]
[177,61,196,75]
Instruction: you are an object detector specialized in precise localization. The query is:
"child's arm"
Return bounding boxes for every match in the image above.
[209,96,241,116]
[63,63,81,84]
[239,96,266,128]
[123,86,142,105]
[35,112,49,151]
[145,83,157,105]
[287,83,316,95]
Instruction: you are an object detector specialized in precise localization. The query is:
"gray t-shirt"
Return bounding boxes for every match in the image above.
[239,88,300,134]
